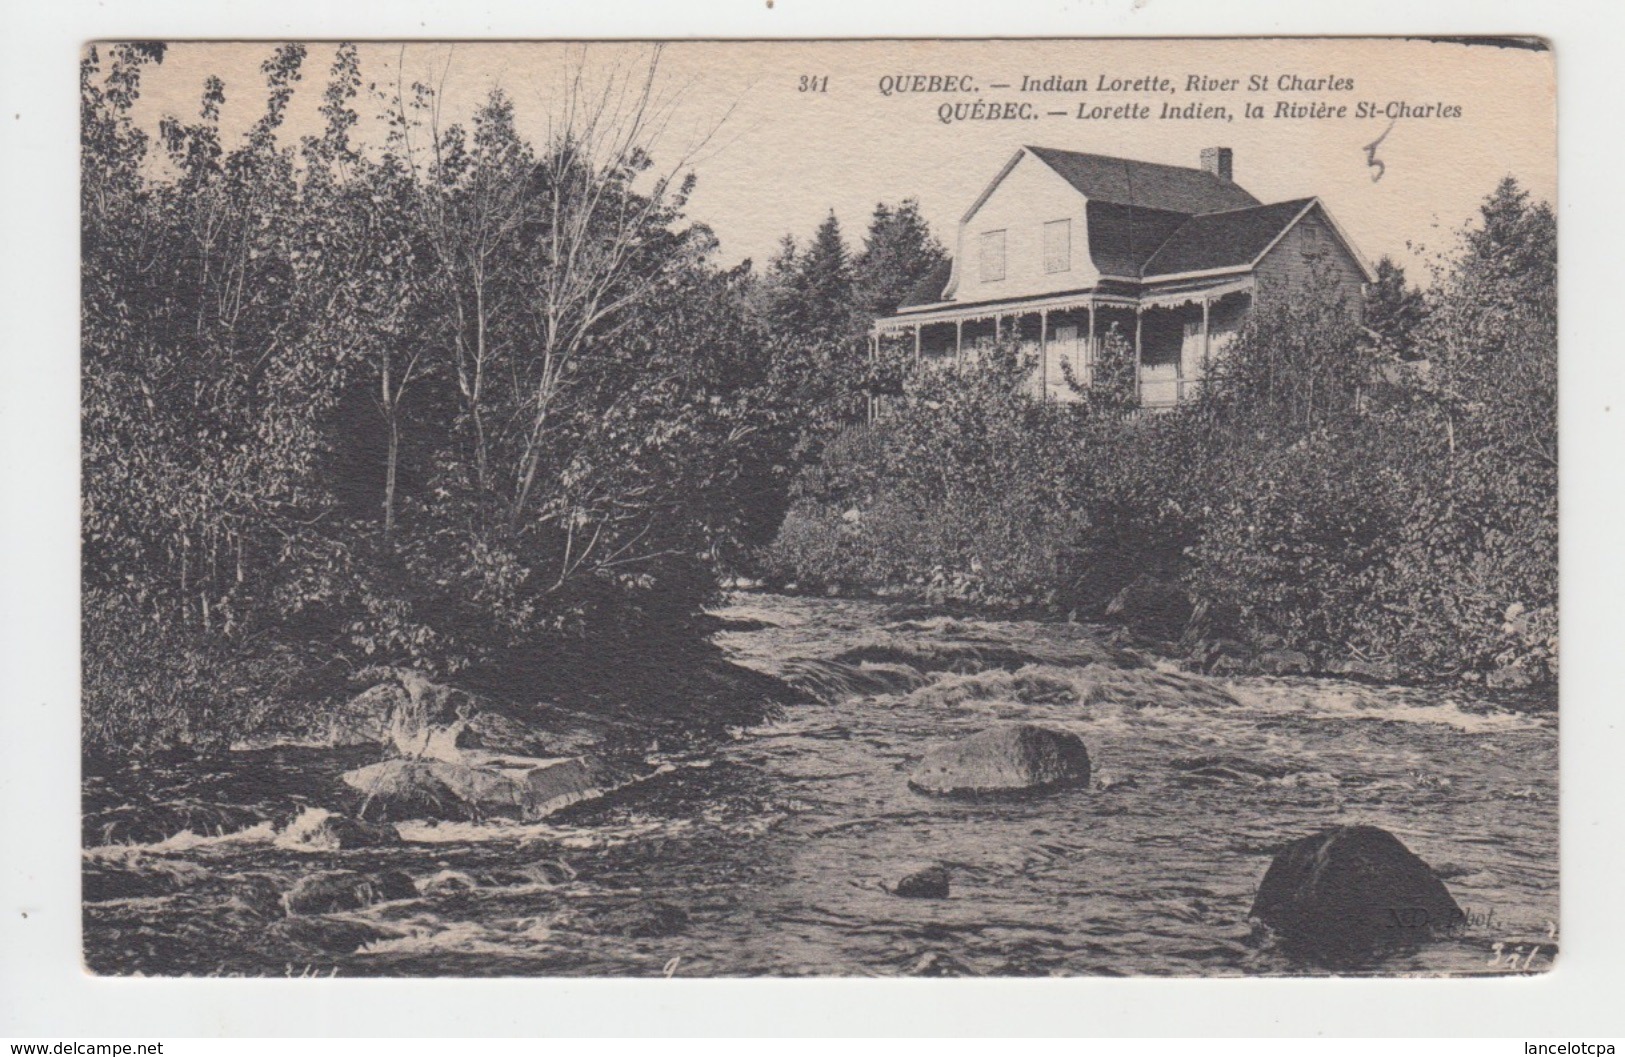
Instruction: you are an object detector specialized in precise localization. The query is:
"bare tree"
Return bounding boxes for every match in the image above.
[506,45,731,529]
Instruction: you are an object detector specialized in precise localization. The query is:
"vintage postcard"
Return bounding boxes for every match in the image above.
[80,37,1556,978]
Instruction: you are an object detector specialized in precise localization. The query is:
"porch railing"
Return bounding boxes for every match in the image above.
[1138,377,1203,408]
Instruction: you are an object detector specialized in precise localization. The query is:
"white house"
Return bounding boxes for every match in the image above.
[874,145,1375,407]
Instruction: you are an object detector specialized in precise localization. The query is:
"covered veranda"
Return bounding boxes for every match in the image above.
[872,278,1254,409]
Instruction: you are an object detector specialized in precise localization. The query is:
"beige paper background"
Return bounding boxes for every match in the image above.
[126,38,1555,277]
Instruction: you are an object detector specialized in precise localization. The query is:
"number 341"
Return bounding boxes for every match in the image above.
[798,75,829,93]
[1490,942,1545,972]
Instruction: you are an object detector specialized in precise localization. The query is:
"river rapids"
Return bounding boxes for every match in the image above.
[81,592,1558,977]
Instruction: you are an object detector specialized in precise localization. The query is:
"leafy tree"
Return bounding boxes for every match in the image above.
[1372,177,1557,680]
[1197,264,1375,437]
[80,43,799,750]
[750,212,873,472]
[1060,322,1137,413]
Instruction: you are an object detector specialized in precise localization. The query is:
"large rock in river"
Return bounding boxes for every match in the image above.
[1250,824,1462,960]
[343,753,603,823]
[888,864,951,899]
[908,723,1091,797]
[1105,575,1195,641]
[329,670,551,758]
[328,681,407,748]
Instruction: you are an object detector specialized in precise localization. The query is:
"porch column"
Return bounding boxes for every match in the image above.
[955,318,964,364]
[1087,301,1096,385]
[1200,297,1212,403]
[1039,308,1050,399]
[1134,306,1144,405]
[914,324,922,360]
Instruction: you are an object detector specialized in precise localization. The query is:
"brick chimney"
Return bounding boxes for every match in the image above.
[1200,146,1234,181]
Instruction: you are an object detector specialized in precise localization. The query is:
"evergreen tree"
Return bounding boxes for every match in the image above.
[1364,255,1427,360]
[853,198,948,320]
[783,210,858,345]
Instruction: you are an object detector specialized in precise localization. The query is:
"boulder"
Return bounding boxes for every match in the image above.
[346,759,466,822]
[386,674,488,757]
[908,724,1091,797]
[457,710,552,757]
[283,869,417,915]
[1250,824,1462,961]
[328,682,405,747]
[344,754,602,823]
[1329,657,1401,684]
[1255,648,1314,676]
[1105,576,1195,641]
[331,670,565,760]
[889,864,950,899]
[1186,637,1253,675]
[329,670,489,756]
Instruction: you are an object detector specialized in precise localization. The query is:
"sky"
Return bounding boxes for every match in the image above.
[120,39,1556,280]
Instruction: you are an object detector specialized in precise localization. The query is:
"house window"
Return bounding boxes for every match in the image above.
[1302,221,1326,259]
[1043,219,1071,273]
[979,229,1006,282]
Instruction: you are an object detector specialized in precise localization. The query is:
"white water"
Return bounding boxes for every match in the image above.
[82,592,1558,977]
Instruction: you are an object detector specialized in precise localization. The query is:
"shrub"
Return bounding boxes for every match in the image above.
[764,180,1557,689]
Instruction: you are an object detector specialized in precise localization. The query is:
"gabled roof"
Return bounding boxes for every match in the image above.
[1141,198,1317,278]
[1084,202,1195,278]
[898,147,1374,317]
[1026,145,1261,215]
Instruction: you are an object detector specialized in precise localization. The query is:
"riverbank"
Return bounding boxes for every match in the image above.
[750,579,1558,713]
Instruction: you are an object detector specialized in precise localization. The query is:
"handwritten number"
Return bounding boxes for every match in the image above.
[1363,118,1397,183]
[1489,942,1545,971]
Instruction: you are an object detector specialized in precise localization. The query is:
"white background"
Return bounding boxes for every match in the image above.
[2,0,1621,1038]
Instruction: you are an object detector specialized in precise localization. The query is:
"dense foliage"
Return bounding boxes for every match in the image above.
[765,180,1557,688]
[82,44,955,753]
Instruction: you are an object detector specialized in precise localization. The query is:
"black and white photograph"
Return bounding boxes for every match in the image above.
[73,37,1559,980]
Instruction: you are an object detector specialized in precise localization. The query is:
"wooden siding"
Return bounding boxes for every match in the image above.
[1252,206,1366,315]
[949,151,1100,303]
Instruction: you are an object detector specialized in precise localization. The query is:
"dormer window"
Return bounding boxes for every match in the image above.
[979,229,1006,282]
[1043,219,1071,273]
